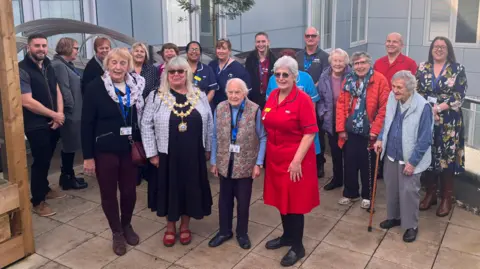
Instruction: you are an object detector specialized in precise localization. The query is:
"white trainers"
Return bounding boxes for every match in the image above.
[361,199,371,209]
[338,197,360,205]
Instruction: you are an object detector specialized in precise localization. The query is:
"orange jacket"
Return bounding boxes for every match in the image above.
[335,71,390,149]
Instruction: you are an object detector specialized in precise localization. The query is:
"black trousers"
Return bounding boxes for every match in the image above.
[317,124,326,164]
[281,214,304,251]
[60,151,76,175]
[343,133,376,200]
[328,132,345,185]
[25,128,60,206]
[219,176,253,236]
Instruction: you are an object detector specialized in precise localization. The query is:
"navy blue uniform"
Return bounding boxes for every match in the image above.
[193,62,218,94]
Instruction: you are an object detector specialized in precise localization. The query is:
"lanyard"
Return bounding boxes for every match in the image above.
[217,58,230,74]
[304,53,314,71]
[115,85,131,121]
[230,100,246,143]
[432,63,447,91]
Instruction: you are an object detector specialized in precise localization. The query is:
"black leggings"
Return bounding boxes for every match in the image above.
[281,213,304,252]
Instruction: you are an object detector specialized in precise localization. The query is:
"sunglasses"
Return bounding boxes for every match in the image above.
[168,69,186,75]
[274,72,290,79]
[305,34,318,39]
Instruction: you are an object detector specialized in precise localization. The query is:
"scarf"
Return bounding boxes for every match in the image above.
[343,68,374,135]
[102,71,146,118]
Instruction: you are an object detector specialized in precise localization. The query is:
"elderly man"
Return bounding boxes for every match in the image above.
[209,78,266,250]
[295,26,329,178]
[374,70,433,243]
[374,33,417,88]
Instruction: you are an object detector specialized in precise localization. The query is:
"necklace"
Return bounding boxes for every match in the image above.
[159,90,201,132]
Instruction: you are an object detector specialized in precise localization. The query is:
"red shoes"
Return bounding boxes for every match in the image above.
[163,231,176,247]
[163,227,192,247]
[179,229,192,245]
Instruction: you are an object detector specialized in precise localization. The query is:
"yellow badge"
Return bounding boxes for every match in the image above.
[264,108,271,112]
[194,75,202,81]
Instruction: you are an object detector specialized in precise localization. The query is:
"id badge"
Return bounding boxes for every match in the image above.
[120,127,132,136]
[427,96,438,104]
[229,144,240,153]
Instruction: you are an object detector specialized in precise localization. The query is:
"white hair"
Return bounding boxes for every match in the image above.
[226,78,249,95]
[273,56,299,79]
[350,51,373,65]
[159,56,196,98]
[329,48,350,65]
[391,70,417,92]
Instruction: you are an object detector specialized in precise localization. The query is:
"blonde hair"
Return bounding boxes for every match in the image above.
[131,42,149,63]
[159,56,196,99]
[103,48,134,72]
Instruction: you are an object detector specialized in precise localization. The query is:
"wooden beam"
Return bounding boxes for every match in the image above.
[0,0,34,255]
[0,236,25,268]
[0,184,20,215]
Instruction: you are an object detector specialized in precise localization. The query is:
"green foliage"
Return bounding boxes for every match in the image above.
[176,0,255,20]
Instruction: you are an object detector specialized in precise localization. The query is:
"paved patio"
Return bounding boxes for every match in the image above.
[7,160,480,269]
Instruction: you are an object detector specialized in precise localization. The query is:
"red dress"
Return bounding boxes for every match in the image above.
[262,86,320,215]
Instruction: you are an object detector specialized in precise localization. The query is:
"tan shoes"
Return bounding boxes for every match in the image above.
[33,201,56,217]
[46,189,66,200]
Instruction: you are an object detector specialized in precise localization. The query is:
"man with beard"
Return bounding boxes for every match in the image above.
[245,32,277,109]
[19,34,66,217]
[295,27,329,178]
[81,36,111,94]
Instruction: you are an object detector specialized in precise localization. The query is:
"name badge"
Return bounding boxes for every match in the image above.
[194,75,202,81]
[120,127,132,136]
[313,58,320,63]
[264,107,271,112]
[229,144,240,153]
[427,96,438,104]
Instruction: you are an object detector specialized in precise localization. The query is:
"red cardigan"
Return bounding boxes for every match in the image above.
[335,71,390,148]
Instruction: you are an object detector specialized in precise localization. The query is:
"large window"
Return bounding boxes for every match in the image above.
[12,0,23,26]
[350,0,368,46]
[426,0,480,46]
[200,0,212,34]
[311,0,336,50]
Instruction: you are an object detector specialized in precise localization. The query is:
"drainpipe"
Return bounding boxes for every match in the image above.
[406,0,413,56]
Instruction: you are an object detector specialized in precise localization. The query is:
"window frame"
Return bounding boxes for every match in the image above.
[307,0,337,51]
[200,0,213,35]
[424,0,480,48]
[350,0,369,47]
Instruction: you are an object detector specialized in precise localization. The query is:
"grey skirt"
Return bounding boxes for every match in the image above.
[60,119,81,153]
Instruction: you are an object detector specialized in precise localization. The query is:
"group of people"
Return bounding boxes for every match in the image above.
[18,25,466,267]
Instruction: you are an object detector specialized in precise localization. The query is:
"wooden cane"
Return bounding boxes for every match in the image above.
[368,152,381,232]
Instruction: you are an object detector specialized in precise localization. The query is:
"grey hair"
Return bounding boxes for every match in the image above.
[328,48,349,65]
[159,56,195,98]
[273,56,299,79]
[391,70,417,92]
[350,51,373,65]
[226,78,249,96]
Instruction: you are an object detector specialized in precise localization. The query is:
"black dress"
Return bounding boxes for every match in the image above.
[148,89,212,221]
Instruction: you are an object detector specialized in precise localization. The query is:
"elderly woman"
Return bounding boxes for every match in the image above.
[336,52,389,209]
[209,39,251,110]
[374,71,433,243]
[417,36,467,217]
[158,43,179,77]
[51,37,88,190]
[186,41,218,102]
[131,42,160,99]
[317,48,351,191]
[262,56,319,267]
[82,48,145,256]
[208,78,266,250]
[81,37,111,94]
[141,56,213,247]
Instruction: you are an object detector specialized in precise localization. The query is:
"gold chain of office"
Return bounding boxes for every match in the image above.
[158,90,201,132]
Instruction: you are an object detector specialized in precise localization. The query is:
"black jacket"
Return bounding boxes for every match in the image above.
[19,55,58,132]
[81,57,104,95]
[81,77,141,159]
[245,49,277,109]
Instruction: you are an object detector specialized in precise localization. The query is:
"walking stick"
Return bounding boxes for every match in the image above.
[368,152,381,232]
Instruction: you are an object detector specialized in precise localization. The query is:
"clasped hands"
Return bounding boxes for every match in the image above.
[49,111,65,130]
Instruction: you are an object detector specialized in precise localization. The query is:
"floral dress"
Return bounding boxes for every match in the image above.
[416,62,467,174]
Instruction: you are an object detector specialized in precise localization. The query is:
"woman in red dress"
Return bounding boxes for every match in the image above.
[262,56,320,267]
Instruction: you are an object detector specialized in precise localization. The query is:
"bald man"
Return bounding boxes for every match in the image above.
[373,33,418,88]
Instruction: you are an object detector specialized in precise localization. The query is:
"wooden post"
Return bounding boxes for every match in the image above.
[0,0,34,255]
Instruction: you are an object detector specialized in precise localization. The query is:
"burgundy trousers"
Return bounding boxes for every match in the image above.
[95,152,137,233]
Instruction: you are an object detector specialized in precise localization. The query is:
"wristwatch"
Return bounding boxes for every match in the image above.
[255,164,263,169]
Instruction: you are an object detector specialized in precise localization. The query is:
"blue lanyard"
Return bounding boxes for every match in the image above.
[230,100,245,143]
[115,85,131,121]
[217,58,230,74]
[304,53,314,71]
[432,63,447,91]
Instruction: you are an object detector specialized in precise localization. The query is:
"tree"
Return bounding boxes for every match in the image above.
[177,0,255,45]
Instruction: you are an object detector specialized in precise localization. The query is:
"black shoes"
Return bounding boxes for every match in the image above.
[280,247,305,267]
[236,235,251,249]
[59,173,88,190]
[265,237,292,250]
[379,219,401,229]
[208,232,233,247]
[323,178,342,191]
[317,163,325,178]
[403,228,418,243]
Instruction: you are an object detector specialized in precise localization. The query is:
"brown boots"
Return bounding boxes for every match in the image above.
[419,172,454,217]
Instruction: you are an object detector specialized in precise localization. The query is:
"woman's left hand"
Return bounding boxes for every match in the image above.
[288,161,302,182]
[205,151,211,161]
[252,165,261,179]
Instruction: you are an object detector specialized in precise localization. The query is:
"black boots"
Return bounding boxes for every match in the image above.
[59,172,88,190]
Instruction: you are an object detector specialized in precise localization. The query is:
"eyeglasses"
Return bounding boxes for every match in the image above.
[353,60,369,66]
[305,34,318,39]
[168,69,186,75]
[274,72,290,79]
[73,47,79,50]
[433,46,447,51]
[218,38,230,42]
[189,48,200,52]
